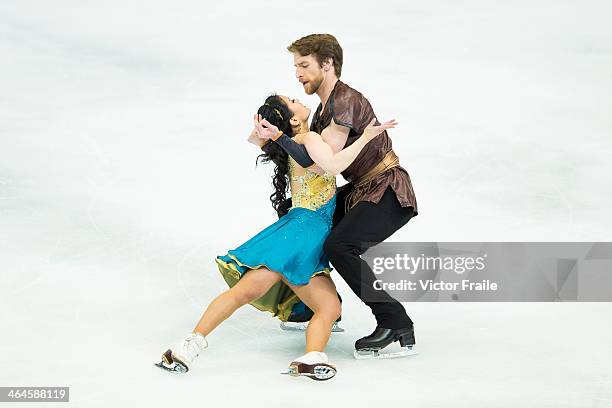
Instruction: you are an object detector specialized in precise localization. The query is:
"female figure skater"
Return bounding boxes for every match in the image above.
[156,94,397,380]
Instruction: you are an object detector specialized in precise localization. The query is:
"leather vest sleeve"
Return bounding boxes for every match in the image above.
[332,84,376,134]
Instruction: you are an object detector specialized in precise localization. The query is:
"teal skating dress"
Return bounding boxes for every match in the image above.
[215,157,337,322]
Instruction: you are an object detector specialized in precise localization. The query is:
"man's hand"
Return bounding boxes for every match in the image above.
[361,118,398,142]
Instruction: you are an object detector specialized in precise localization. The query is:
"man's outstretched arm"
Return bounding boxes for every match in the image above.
[257,118,394,175]
[301,119,391,176]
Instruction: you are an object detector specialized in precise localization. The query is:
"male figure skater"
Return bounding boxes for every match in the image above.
[257,34,418,359]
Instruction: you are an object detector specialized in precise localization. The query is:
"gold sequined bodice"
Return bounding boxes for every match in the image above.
[289,158,336,211]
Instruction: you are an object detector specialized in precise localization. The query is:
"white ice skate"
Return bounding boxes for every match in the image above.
[279,321,345,333]
[155,332,208,373]
[281,351,337,381]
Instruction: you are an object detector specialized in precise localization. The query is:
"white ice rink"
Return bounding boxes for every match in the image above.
[1,1,612,407]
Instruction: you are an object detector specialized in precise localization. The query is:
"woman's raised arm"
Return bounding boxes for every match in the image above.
[300,119,397,176]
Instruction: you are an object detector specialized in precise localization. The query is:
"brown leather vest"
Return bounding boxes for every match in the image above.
[310,81,418,214]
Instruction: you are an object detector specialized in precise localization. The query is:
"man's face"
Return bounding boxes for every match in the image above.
[293,53,325,95]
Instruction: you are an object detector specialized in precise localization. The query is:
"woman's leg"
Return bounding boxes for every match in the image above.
[193,267,281,336]
[287,276,342,352]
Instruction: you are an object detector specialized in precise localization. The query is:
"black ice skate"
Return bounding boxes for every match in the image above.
[353,326,419,360]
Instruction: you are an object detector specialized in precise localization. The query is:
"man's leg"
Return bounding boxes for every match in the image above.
[324,187,415,329]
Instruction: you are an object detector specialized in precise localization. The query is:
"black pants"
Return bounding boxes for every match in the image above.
[324,186,415,329]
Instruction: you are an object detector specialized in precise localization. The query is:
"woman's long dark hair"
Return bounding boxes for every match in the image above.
[256,95,294,218]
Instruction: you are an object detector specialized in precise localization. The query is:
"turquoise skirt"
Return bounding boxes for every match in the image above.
[215,196,336,321]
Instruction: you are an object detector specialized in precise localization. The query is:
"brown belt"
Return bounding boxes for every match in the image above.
[345,150,400,212]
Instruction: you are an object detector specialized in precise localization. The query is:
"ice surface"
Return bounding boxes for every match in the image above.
[1,1,611,407]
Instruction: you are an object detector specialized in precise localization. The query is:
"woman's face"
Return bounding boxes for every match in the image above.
[279,95,310,122]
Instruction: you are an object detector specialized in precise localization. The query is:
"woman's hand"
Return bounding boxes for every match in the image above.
[247,115,265,146]
[361,118,398,142]
[254,114,280,140]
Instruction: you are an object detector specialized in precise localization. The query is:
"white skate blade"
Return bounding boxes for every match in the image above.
[280,321,345,333]
[354,345,419,360]
[331,322,345,333]
[280,322,308,331]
